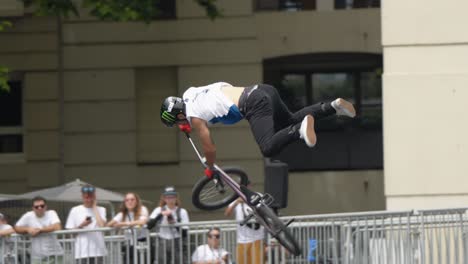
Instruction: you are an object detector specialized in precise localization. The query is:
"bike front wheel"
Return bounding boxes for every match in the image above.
[255,203,301,256]
[192,167,249,211]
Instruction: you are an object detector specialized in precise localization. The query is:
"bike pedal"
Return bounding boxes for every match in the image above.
[261,193,275,206]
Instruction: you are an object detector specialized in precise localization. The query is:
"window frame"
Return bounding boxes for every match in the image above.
[264,53,383,171]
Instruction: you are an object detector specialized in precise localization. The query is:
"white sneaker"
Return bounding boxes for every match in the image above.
[299,115,316,147]
[331,98,356,118]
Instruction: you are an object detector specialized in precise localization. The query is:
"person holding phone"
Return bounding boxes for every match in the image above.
[148,186,190,264]
[65,184,107,264]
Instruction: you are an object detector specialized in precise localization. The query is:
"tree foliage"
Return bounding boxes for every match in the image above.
[0,0,220,91]
[21,0,221,22]
[0,21,12,92]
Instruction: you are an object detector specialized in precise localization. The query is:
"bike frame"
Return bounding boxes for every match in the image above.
[183,131,297,247]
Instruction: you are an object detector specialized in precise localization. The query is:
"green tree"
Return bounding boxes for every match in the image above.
[0,0,220,91]
[21,0,220,21]
[0,21,12,91]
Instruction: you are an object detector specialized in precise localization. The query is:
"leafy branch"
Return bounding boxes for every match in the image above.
[1,0,221,91]
[21,0,221,22]
[0,21,12,92]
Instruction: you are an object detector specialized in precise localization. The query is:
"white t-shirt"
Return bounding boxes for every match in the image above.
[229,202,265,243]
[0,223,14,256]
[15,210,64,258]
[112,206,149,223]
[112,206,149,243]
[192,244,230,264]
[183,82,244,125]
[149,206,189,239]
[65,205,107,259]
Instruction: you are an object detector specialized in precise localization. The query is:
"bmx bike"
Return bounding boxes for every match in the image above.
[182,131,301,256]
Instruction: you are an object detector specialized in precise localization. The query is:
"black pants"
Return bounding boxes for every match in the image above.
[242,84,335,157]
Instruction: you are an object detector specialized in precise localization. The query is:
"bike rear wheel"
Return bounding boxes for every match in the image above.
[255,203,301,256]
[192,167,249,210]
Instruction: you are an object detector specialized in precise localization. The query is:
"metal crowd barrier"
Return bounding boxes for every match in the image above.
[1,208,468,264]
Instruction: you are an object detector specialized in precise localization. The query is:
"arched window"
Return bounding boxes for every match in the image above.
[264,53,382,170]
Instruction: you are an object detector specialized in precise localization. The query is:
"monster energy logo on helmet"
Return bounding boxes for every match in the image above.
[161,111,176,123]
[160,96,185,127]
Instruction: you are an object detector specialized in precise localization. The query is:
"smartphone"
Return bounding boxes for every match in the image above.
[86,216,92,221]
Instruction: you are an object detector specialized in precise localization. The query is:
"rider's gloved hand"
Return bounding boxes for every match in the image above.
[204,167,215,179]
[178,123,191,133]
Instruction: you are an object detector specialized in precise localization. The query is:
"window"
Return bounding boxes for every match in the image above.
[335,0,380,9]
[264,53,383,170]
[0,80,23,155]
[255,0,316,11]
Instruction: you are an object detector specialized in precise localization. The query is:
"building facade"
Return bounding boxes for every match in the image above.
[0,0,384,220]
[383,0,468,210]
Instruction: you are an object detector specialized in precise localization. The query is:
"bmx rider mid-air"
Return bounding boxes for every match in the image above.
[160,82,356,177]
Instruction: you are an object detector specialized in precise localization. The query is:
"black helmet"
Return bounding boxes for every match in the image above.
[160,96,185,127]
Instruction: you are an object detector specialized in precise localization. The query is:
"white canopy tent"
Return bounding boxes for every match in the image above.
[19,179,124,202]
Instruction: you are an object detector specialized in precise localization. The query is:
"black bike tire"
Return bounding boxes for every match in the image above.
[256,204,302,256]
[192,167,249,211]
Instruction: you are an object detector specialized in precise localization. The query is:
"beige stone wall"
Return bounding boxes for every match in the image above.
[0,1,384,220]
[0,0,23,16]
[383,0,468,209]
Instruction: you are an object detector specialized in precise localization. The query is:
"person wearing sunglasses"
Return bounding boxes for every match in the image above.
[192,227,230,264]
[15,196,64,263]
[65,184,107,264]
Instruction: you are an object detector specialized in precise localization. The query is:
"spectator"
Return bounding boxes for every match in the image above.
[15,196,64,264]
[192,227,230,264]
[0,213,15,264]
[65,184,107,264]
[225,195,265,264]
[0,213,14,237]
[107,192,149,263]
[147,186,190,264]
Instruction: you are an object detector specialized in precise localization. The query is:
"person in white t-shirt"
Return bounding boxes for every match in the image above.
[225,195,265,264]
[107,192,149,263]
[148,186,190,264]
[65,185,107,264]
[15,196,64,264]
[0,213,15,264]
[0,213,14,237]
[160,83,356,178]
[192,227,230,264]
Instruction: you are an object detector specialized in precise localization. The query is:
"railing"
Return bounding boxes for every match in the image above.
[1,208,468,264]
